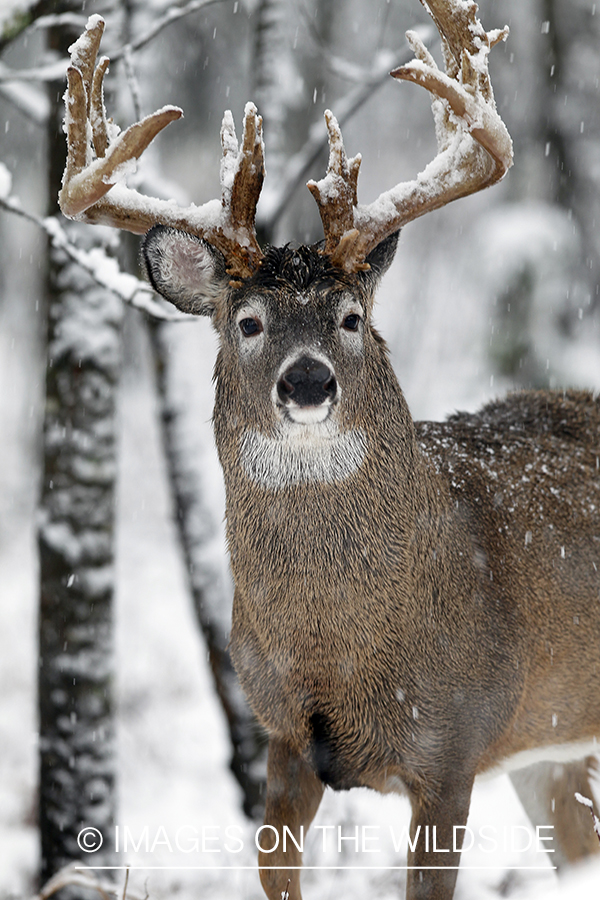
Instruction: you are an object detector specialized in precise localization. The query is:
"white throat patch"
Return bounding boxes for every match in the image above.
[239,422,367,489]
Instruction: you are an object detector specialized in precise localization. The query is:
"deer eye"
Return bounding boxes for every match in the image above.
[342,313,360,332]
[239,317,263,337]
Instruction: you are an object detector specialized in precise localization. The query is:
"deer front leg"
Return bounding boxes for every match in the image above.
[259,737,325,900]
[405,777,474,900]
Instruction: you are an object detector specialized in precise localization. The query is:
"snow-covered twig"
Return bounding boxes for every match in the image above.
[123,43,142,123]
[575,792,600,845]
[0,58,69,84]
[324,28,433,85]
[0,0,226,84]
[0,80,49,124]
[0,9,87,53]
[28,12,88,32]
[108,0,226,62]
[0,193,186,322]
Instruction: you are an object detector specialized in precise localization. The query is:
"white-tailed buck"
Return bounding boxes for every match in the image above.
[60,2,600,898]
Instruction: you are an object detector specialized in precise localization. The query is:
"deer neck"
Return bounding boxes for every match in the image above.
[214,374,450,617]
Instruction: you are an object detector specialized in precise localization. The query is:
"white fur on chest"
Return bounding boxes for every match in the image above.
[239,423,367,488]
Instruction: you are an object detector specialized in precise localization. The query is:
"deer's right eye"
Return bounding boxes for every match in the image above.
[342,313,361,332]
[239,317,263,337]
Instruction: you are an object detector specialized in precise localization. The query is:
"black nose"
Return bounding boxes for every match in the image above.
[277,356,337,407]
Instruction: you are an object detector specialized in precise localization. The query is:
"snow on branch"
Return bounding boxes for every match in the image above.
[0,0,226,83]
[108,0,225,61]
[0,189,187,322]
[0,79,49,123]
[575,792,600,844]
[0,58,69,84]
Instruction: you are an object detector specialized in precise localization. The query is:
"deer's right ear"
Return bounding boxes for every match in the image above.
[142,225,229,316]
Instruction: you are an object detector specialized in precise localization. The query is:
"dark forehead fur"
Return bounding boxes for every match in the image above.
[248,244,353,293]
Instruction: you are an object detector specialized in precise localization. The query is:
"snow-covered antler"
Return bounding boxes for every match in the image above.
[308,0,513,271]
[59,15,265,278]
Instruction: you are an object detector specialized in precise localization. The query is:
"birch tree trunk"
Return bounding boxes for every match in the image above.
[38,7,121,882]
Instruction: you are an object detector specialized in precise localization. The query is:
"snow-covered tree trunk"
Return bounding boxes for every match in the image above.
[38,231,122,881]
[38,10,121,882]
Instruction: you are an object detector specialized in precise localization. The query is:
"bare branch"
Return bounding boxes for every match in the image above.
[0,80,49,124]
[122,43,142,123]
[0,0,58,54]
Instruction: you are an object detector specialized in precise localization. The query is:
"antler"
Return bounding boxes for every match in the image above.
[59,15,265,279]
[307,0,513,272]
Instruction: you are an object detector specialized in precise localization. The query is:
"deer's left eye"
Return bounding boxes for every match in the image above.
[342,314,360,332]
[239,317,263,336]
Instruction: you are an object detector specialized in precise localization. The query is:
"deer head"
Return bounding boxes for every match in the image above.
[143,230,403,491]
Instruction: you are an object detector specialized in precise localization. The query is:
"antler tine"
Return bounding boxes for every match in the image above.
[62,66,90,183]
[307,111,362,259]
[90,55,110,158]
[311,0,513,273]
[68,14,105,115]
[229,103,265,236]
[59,17,265,280]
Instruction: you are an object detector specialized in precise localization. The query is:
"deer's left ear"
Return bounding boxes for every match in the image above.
[142,225,229,316]
[360,231,400,288]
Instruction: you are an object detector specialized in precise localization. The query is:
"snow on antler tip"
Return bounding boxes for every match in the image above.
[323,111,345,166]
[150,105,183,122]
[241,103,264,157]
[488,26,509,47]
[324,109,340,133]
[67,14,104,64]
[220,112,242,196]
[405,29,437,67]
[86,14,105,30]
[221,110,237,148]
